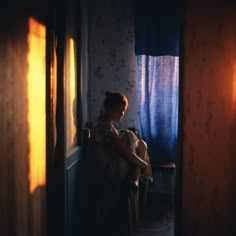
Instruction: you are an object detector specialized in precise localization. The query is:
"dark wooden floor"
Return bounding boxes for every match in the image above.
[76,176,175,236]
[135,192,175,236]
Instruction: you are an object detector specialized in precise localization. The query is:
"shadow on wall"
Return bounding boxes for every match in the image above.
[230,111,236,235]
[29,186,46,235]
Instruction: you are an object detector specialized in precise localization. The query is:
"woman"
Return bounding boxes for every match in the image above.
[86,92,148,196]
[84,92,149,235]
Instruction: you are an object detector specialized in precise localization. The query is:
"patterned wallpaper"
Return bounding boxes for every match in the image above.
[88,0,140,130]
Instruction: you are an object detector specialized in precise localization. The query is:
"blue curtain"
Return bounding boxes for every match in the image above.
[135,0,180,57]
[137,56,179,163]
[135,0,180,163]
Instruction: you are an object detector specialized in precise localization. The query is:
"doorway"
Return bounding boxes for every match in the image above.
[85,0,183,235]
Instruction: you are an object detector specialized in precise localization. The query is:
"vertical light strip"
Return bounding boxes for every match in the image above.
[51,36,57,147]
[66,38,77,152]
[233,62,236,109]
[69,38,76,147]
[141,55,146,107]
[27,17,46,193]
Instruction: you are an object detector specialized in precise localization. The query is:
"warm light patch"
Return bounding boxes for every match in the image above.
[51,36,57,147]
[65,38,77,152]
[27,17,46,193]
[233,62,236,108]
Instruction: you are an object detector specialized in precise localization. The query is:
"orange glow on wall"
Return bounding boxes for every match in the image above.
[233,62,236,108]
[65,38,77,153]
[27,17,46,193]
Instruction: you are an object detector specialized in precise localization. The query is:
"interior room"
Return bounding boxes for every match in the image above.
[0,0,236,236]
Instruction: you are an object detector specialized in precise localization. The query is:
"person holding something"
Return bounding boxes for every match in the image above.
[84,91,150,235]
[86,92,148,197]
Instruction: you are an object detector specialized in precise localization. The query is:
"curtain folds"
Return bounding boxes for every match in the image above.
[135,0,180,163]
[137,56,179,163]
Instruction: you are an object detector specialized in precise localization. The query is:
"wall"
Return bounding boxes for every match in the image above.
[80,0,90,125]
[0,15,31,236]
[0,2,47,236]
[88,0,140,130]
[182,0,236,235]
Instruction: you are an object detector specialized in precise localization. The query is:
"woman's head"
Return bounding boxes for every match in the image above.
[103,92,128,122]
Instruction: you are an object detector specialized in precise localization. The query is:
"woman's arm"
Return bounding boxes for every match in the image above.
[108,132,148,168]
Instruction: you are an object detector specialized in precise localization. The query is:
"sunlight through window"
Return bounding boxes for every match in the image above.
[141,55,146,107]
[27,17,46,193]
